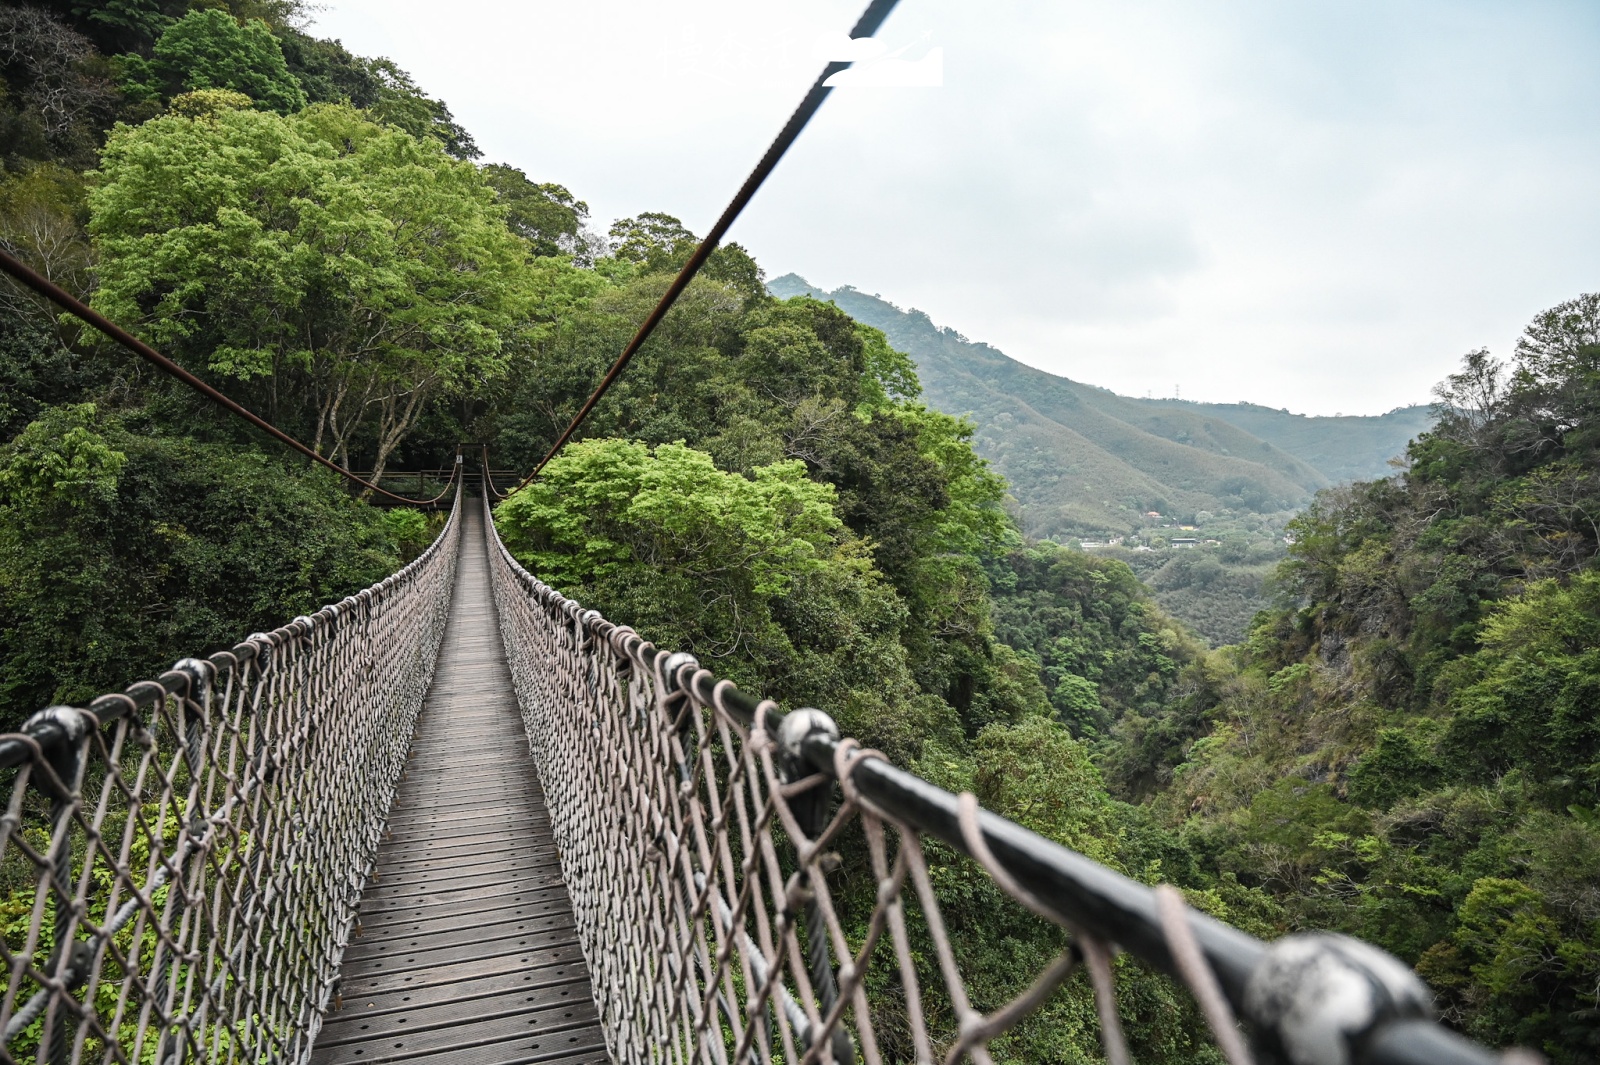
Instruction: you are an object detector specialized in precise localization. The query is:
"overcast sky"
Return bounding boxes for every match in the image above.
[310,0,1600,416]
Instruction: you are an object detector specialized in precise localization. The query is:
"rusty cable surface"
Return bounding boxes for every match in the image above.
[0,247,460,507]
[511,0,903,493]
[0,484,463,1065]
[479,488,1508,1065]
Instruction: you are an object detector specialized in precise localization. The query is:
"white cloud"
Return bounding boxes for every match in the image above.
[310,0,1600,414]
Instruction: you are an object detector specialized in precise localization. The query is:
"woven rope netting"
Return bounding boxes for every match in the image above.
[484,494,1259,1065]
[0,489,462,1065]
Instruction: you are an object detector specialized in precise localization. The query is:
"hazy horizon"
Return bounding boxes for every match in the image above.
[310,0,1600,416]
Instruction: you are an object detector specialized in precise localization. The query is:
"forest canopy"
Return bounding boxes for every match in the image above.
[2,3,1598,1060]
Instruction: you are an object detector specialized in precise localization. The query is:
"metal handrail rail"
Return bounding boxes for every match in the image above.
[481,480,1503,1065]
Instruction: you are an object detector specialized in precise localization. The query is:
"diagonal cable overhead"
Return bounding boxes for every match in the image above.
[510,0,903,494]
[1,0,903,505]
[0,247,459,506]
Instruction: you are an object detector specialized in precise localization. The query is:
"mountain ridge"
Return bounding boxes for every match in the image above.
[768,273,1432,536]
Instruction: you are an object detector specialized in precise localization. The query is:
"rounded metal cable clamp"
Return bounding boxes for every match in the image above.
[243,632,275,674]
[657,651,700,694]
[1242,932,1434,1065]
[171,658,212,704]
[21,705,96,795]
[776,708,839,785]
[23,705,96,746]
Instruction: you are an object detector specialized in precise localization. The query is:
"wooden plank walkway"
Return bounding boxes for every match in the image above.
[311,500,609,1065]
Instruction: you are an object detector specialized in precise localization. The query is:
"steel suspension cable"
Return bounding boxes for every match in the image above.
[481,444,509,500]
[510,0,903,494]
[0,246,461,506]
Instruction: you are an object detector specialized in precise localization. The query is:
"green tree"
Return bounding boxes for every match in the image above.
[493,439,931,757]
[0,403,413,727]
[126,9,306,113]
[605,211,765,300]
[359,57,477,159]
[607,210,695,271]
[87,102,544,478]
[481,163,589,257]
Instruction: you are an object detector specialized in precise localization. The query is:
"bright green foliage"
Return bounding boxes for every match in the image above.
[494,439,929,756]
[975,715,1121,859]
[483,277,1026,739]
[0,404,410,728]
[124,9,306,113]
[608,211,696,271]
[1443,571,1600,800]
[1130,295,1600,1061]
[165,86,252,116]
[0,402,126,505]
[88,102,545,476]
[989,543,1206,745]
[605,211,765,301]
[481,163,588,257]
[497,440,842,598]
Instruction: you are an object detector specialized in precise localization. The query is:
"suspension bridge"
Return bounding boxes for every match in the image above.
[0,471,1517,1065]
[0,0,1534,1060]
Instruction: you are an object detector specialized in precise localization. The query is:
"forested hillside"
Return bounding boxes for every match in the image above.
[1126,398,1436,485]
[1114,309,1600,1059]
[1,3,1593,1060]
[768,274,1433,534]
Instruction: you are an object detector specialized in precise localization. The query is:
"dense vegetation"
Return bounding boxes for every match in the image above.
[2,3,1594,1060]
[1118,307,1600,1059]
[0,0,509,721]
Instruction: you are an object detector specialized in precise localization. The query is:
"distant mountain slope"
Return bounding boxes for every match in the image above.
[768,275,1432,537]
[1120,399,1434,484]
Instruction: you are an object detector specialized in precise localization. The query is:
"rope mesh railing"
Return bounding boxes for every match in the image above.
[482,491,1508,1065]
[0,476,463,1065]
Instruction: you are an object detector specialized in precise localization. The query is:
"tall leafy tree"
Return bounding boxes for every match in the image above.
[481,163,589,258]
[494,439,928,753]
[606,211,765,300]
[88,100,545,478]
[120,9,306,113]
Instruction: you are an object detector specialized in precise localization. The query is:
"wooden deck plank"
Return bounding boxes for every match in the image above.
[338,944,592,999]
[312,499,607,1065]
